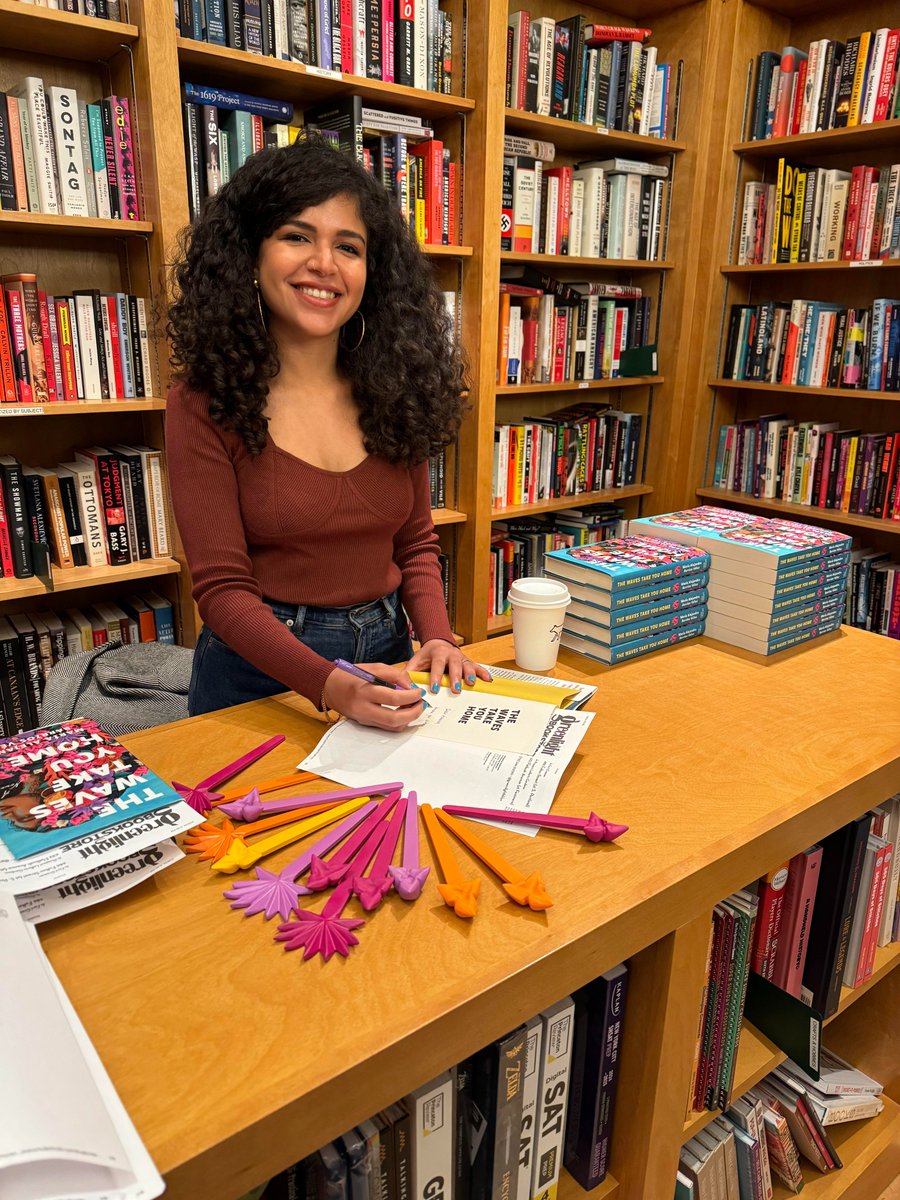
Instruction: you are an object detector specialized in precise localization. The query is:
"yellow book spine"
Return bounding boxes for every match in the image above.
[848,31,871,126]
[770,157,785,263]
[841,437,859,511]
[513,424,526,504]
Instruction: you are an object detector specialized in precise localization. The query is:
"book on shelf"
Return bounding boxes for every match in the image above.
[529,995,575,1200]
[176,0,452,95]
[747,31,900,140]
[0,83,140,219]
[505,13,676,139]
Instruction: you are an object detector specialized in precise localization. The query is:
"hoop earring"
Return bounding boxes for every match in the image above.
[253,278,267,331]
[340,311,366,352]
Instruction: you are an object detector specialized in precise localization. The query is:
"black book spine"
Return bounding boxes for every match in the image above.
[395,0,414,88]
[260,0,275,55]
[22,473,49,551]
[225,0,245,50]
[0,629,28,734]
[94,454,130,565]
[832,37,858,128]
[123,455,152,559]
[825,433,844,508]
[0,99,17,211]
[0,460,33,578]
[453,1058,475,1200]
[13,622,42,727]
[306,0,318,66]
[99,100,121,220]
[330,0,341,70]
[799,168,817,261]
[366,0,383,79]
[75,289,110,400]
[183,103,205,221]
[814,42,837,131]
[505,25,514,108]
[57,473,87,566]
[550,25,569,118]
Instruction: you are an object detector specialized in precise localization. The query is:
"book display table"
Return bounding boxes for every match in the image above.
[40,628,900,1200]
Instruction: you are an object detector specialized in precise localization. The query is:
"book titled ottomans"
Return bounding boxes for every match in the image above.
[545,536,710,593]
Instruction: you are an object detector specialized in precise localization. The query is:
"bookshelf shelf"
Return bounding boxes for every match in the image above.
[497,376,661,395]
[0,558,181,601]
[176,39,475,119]
[504,107,686,157]
[0,212,153,238]
[423,244,473,258]
[695,487,899,534]
[0,0,138,58]
[501,252,673,270]
[683,942,900,1144]
[558,1170,619,1199]
[769,1097,900,1199]
[492,483,652,521]
[708,378,900,404]
[733,119,900,159]
[0,400,167,417]
[721,261,900,274]
[431,508,467,526]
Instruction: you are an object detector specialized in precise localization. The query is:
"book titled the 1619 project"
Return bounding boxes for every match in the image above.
[0,718,180,859]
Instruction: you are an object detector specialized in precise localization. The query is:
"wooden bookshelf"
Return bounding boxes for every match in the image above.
[0,0,138,57]
[0,212,154,237]
[0,558,180,601]
[733,118,900,158]
[695,487,898,533]
[423,243,474,257]
[500,251,674,270]
[431,507,467,526]
[493,483,653,521]
[504,106,686,156]
[708,378,900,403]
[721,261,900,274]
[0,399,167,416]
[496,376,662,395]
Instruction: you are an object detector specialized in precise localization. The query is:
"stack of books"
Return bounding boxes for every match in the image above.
[629,507,852,655]
[543,534,710,665]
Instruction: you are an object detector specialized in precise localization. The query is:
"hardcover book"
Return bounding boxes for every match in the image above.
[0,718,182,859]
[694,519,852,575]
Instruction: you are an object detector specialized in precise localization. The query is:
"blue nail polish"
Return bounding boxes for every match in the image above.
[431,683,440,694]
[467,674,475,684]
[453,681,461,692]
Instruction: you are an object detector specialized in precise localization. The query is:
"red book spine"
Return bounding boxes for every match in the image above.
[506,425,518,506]
[109,96,140,221]
[842,166,866,259]
[789,58,808,135]
[381,0,394,82]
[771,847,823,997]
[5,96,29,212]
[37,290,58,404]
[104,296,125,397]
[516,12,530,109]
[4,287,33,404]
[585,24,652,45]
[0,290,18,403]
[447,160,458,244]
[817,431,836,506]
[409,140,443,244]
[873,30,900,121]
[54,300,78,403]
[553,311,566,382]
[853,168,877,259]
[0,487,15,575]
[750,863,789,979]
[340,0,354,73]
[859,841,892,983]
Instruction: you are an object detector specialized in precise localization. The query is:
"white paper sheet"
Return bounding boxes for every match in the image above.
[0,898,164,1200]
[0,803,201,896]
[299,709,594,835]
[411,688,559,754]
[484,664,598,710]
[17,842,184,924]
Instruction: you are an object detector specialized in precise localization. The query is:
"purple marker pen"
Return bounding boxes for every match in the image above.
[333,659,429,706]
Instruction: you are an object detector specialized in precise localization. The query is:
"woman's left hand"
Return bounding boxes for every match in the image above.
[406,639,493,697]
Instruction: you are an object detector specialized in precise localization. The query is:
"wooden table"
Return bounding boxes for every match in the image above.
[40,629,900,1200]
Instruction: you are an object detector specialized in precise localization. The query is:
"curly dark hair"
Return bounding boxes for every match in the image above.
[167,137,468,464]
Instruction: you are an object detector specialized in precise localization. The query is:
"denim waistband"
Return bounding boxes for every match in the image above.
[263,589,401,635]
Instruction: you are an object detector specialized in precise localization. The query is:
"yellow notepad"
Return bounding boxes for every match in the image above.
[408,671,582,709]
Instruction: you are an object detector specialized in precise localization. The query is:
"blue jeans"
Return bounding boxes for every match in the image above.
[188,589,414,716]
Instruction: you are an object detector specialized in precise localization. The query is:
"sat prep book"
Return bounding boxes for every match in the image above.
[0,718,181,859]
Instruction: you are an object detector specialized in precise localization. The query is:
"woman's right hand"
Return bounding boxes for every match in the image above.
[321,663,426,731]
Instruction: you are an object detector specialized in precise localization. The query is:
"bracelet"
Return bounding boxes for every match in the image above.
[320,687,337,724]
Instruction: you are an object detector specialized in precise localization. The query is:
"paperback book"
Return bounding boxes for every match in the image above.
[545,535,710,592]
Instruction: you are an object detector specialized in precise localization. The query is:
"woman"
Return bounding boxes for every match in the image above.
[166,138,489,728]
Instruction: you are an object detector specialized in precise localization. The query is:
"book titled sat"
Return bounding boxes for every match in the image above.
[0,718,180,859]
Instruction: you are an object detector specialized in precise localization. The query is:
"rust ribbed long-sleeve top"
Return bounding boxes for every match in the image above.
[165,383,455,705]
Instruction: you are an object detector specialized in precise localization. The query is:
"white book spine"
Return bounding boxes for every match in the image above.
[622,173,642,259]
[607,175,626,258]
[569,178,584,266]
[73,294,102,399]
[116,294,135,398]
[76,101,98,219]
[798,40,821,134]
[536,18,555,116]
[142,450,170,557]
[545,174,559,256]
[62,298,85,398]
[583,49,598,127]
[410,1073,454,1200]
[517,1017,543,1200]
[532,160,543,253]
[530,997,575,1200]
[352,0,366,77]
[824,178,849,260]
[47,86,89,217]
[413,0,427,91]
[72,465,107,566]
[11,77,59,213]
[813,170,834,262]
[272,0,288,58]
[638,46,658,136]
[99,297,117,396]
[809,170,826,263]
[648,65,666,138]
[861,29,888,124]
[880,166,900,258]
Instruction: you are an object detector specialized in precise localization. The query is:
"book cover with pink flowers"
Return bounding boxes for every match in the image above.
[545,536,710,592]
[0,718,179,859]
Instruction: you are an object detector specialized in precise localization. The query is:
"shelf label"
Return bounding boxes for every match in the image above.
[306,65,342,80]
[594,126,609,136]
[578,381,589,388]
[849,259,882,267]
[0,406,43,417]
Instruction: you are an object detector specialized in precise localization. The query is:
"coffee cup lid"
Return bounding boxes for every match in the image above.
[508,577,571,608]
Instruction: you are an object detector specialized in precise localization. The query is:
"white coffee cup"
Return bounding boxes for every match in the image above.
[508,577,571,672]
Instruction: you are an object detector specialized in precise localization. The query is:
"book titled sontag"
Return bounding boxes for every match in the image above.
[408,1071,454,1200]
